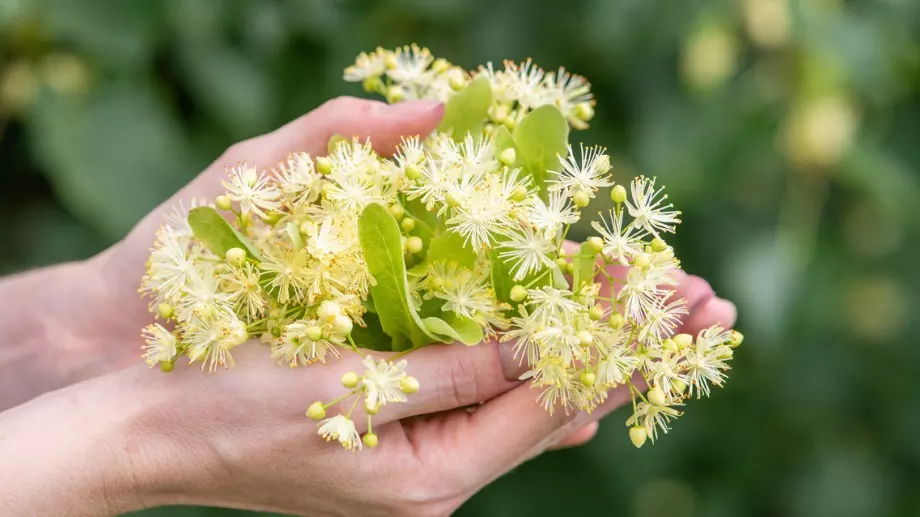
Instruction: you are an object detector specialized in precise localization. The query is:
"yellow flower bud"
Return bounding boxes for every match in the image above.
[672,379,688,395]
[362,76,381,93]
[225,247,246,266]
[365,401,379,415]
[629,426,648,448]
[575,102,595,121]
[157,303,174,320]
[673,333,693,349]
[306,401,326,420]
[215,195,232,211]
[633,253,651,269]
[159,360,175,373]
[341,371,360,389]
[400,376,420,394]
[363,432,379,448]
[662,338,678,352]
[608,313,625,329]
[388,203,405,220]
[448,70,466,91]
[573,190,591,208]
[334,314,354,336]
[586,236,604,254]
[589,304,604,321]
[650,237,668,252]
[555,257,568,270]
[316,156,333,175]
[405,163,421,180]
[648,386,668,407]
[611,185,627,203]
[580,371,596,387]
[510,285,528,302]
[401,217,416,232]
[405,236,424,254]
[305,326,324,342]
[499,147,517,166]
[577,330,594,347]
[317,301,341,322]
[730,330,744,348]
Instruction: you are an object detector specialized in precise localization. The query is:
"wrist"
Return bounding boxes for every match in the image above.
[0,364,185,515]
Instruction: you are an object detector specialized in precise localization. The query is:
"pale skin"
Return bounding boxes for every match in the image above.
[0,97,737,516]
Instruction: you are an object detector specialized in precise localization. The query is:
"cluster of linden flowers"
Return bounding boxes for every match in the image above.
[139,44,742,451]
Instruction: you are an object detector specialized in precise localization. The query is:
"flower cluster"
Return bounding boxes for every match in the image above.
[139,45,742,450]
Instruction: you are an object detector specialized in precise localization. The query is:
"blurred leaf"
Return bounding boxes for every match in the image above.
[512,105,569,197]
[437,75,492,140]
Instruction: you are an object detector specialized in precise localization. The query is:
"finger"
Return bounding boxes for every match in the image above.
[370,340,526,426]
[679,296,737,335]
[438,379,635,485]
[548,422,599,450]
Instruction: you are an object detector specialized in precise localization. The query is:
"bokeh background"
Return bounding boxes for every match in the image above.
[2,0,919,515]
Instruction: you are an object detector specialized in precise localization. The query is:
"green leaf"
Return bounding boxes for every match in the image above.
[350,313,392,352]
[422,314,484,346]
[490,244,517,304]
[357,203,439,348]
[427,230,477,267]
[512,105,570,197]
[437,76,492,141]
[188,207,263,261]
[572,243,596,293]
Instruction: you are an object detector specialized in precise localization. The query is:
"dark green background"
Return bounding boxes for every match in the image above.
[2,0,918,516]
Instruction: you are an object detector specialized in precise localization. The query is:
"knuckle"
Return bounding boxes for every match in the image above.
[437,350,481,408]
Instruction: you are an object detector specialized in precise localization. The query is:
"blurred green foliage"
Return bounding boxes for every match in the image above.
[2,0,919,515]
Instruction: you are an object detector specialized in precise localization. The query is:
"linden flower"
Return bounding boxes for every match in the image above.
[318,415,362,451]
[550,144,613,196]
[591,208,646,266]
[343,48,387,82]
[276,152,319,205]
[141,323,177,367]
[273,320,342,367]
[223,163,281,220]
[184,314,248,372]
[141,228,199,305]
[527,191,579,238]
[546,69,594,129]
[626,176,681,236]
[386,44,435,89]
[361,355,408,409]
[498,224,555,281]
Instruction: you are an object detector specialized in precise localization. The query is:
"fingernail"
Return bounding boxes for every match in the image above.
[498,341,528,381]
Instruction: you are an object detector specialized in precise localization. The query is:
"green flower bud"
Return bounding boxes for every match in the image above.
[363,432,379,448]
[555,257,569,270]
[405,236,424,254]
[159,360,175,373]
[588,304,604,321]
[730,330,744,348]
[586,236,604,254]
[611,185,627,203]
[499,147,517,166]
[225,247,246,266]
[365,401,379,415]
[400,376,420,394]
[341,371,360,389]
[401,217,416,232]
[263,211,282,224]
[448,70,466,91]
[215,195,232,211]
[629,426,648,448]
[305,325,324,342]
[362,76,381,93]
[432,58,451,73]
[510,285,528,302]
[650,237,668,252]
[672,379,688,395]
[306,401,326,420]
[385,87,405,104]
[648,386,667,407]
[388,203,405,220]
[608,313,625,329]
[405,163,421,180]
[573,190,591,208]
[316,156,333,175]
[580,371,596,387]
[157,303,174,320]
